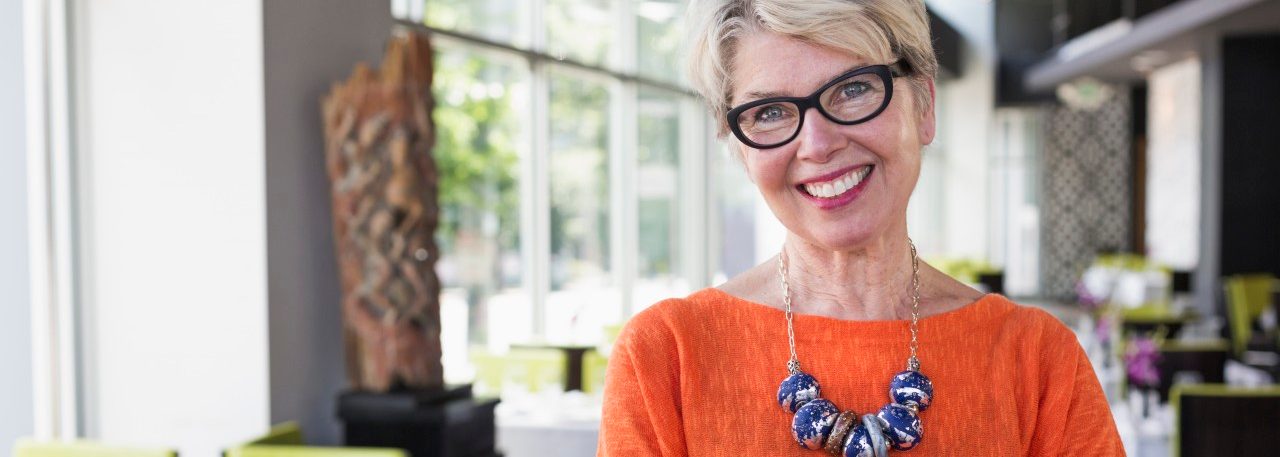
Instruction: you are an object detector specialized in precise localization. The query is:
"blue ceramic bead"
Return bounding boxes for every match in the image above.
[889,369,933,411]
[792,398,839,450]
[861,414,890,457]
[877,403,923,451]
[777,371,821,413]
[841,423,873,457]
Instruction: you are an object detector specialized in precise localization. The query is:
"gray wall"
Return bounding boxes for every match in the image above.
[263,0,391,445]
[1,0,35,447]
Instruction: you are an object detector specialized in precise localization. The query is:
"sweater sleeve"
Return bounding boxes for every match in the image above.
[1028,323,1126,456]
[597,304,688,457]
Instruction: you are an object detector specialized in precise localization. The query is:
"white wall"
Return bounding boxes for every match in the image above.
[263,0,391,445]
[77,1,269,455]
[1,0,35,448]
[1146,58,1201,269]
[924,0,997,260]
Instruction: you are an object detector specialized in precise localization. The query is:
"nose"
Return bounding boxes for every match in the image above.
[793,107,847,163]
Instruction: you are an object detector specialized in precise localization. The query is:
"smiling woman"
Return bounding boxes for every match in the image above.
[597,1,1125,456]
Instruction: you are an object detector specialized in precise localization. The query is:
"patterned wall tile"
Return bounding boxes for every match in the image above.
[1041,90,1133,299]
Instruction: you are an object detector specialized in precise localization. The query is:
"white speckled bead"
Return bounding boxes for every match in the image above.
[778,371,821,413]
[888,370,934,411]
[792,398,840,450]
[877,403,923,451]
[841,423,873,457]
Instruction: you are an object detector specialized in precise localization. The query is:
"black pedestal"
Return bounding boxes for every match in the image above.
[338,384,501,457]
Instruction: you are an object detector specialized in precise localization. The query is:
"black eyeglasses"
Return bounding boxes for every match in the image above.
[726,62,909,149]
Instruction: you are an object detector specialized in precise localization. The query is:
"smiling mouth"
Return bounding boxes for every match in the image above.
[797,165,874,199]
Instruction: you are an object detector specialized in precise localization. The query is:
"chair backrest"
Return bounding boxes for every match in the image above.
[470,347,565,395]
[13,439,177,457]
[226,446,405,457]
[1173,384,1280,457]
[221,421,304,457]
[248,422,304,446]
[223,422,406,457]
[1224,274,1276,355]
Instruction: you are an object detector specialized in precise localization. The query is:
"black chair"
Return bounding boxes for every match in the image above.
[1174,384,1280,457]
[1150,341,1228,402]
[976,271,1004,295]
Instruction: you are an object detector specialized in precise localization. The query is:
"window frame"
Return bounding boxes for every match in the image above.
[408,0,713,343]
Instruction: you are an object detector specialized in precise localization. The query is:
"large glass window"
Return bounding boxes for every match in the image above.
[545,0,616,67]
[425,0,531,48]
[431,42,530,382]
[421,0,723,389]
[709,144,759,284]
[635,0,685,84]
[634,88,687,308]
[546,70,616,345]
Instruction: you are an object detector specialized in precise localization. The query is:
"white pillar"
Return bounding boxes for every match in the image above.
[77,1,269,454]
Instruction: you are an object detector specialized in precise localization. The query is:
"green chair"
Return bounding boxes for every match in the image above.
[13,439,177,457]
[224,422,405,457]
[470,346,566,396]
[1224,274,1277,356]
[227,447,405,457]
[1172,383,1280,457]
[223,421,305,454]
[582,349,609,394]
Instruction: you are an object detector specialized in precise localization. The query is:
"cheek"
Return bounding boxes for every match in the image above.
[744,149,792,189]
[861,108,920,164]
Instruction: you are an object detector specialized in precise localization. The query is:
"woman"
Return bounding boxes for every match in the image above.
[599,0,1123,456]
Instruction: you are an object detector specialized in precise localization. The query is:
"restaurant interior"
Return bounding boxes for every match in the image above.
[3,0,1279,456]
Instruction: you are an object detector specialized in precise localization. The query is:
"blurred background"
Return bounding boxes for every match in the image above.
[3,0,1279,456]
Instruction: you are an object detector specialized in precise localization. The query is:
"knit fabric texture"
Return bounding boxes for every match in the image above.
[599,288,1125,456]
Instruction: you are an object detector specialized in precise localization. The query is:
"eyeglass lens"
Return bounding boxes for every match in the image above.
[734,71,888,147]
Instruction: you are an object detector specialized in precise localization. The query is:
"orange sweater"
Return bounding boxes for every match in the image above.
[599,288,1124,456]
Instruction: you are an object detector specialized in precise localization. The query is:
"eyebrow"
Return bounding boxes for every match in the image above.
[737,63,869,104]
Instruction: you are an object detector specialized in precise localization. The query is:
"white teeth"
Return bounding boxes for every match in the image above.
[803,166,871,198]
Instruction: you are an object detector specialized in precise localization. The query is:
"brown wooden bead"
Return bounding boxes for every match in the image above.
[824,410,860,455]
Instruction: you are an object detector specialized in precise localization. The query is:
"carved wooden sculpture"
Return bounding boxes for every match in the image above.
[322,31,442,392]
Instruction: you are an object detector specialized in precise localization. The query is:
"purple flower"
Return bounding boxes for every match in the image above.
[1124,337,1162,388]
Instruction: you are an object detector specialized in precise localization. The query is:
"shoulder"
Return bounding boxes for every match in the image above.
[964,295,1085,365]
[977,296,1095,389]
[998,295,1080,343]
[614,288,735,354]
[984,295,1079,342]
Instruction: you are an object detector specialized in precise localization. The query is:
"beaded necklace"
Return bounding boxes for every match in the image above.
[775,239,934,457]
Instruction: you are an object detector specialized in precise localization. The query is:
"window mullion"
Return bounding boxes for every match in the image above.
[680,100,710,289]
[611,80,636,318]
[614,0,637,317]
[526,0,550,341]
[529,62,551,340]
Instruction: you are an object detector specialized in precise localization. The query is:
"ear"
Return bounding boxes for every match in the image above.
[916,79,937,146]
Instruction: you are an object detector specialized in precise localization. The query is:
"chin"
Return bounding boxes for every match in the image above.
[797,220,883,252]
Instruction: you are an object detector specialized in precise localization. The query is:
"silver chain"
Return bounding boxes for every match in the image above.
[778,238,922,375]
[907,239,921,372]
[777,251,800,374]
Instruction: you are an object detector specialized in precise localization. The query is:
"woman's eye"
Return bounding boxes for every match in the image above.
[839,82,870,99]
[755,105,787,123]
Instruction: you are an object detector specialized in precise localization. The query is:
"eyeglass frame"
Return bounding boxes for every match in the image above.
[725,61,911,150]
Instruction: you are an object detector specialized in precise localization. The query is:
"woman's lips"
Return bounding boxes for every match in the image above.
[795,165,874,210]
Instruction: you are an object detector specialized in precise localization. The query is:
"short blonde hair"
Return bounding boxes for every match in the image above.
[685,0,938,136]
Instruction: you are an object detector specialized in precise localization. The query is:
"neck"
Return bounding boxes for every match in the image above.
[781,232,916,321]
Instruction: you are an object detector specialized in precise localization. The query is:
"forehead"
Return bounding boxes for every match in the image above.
[730,31,869,105]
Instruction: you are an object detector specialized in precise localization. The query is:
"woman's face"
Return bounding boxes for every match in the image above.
[730,31,935,251]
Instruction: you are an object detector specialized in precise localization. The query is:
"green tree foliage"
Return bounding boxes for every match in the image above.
[432,49,521,269]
